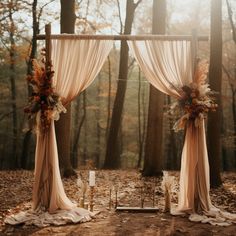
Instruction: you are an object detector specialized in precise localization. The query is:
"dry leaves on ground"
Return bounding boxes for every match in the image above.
[0,170,236,235]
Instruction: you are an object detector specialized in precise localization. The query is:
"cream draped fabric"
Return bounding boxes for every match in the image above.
[52,39,113,104]
[32,39,113,213]
[128,40,236,224]
[128,40,211,213]
[5,39,112,226]
[128,40,193,98]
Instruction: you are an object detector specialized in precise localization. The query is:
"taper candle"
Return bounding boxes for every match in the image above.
[89,171,95,186]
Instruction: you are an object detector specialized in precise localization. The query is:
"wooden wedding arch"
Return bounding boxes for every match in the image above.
[33,23,212,213]
[5,23,236,228]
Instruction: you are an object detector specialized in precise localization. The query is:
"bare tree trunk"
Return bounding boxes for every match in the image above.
[143,0,166,176]
[141,80,147,167]
[232,87,236,168]
[56,0,76,177]
[106,56,112,140]
[82,91,87,165]
[9,4,18,169]
[166,96,179,170]
[21,0,39,169]
[222,64,236,169]
[207,0,222,188]
[103,0,142,169]
[71,97,81,168]
[225,0,236,168]
[95,74,101,167]
[167,97,178,170]
[55,104,75,177]
[137,67,144,168]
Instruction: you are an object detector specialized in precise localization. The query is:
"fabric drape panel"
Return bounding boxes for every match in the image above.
[33,39,113,213]
[51,39,113,104]
[33,122,75,212]
[128,40,192,98]
[128,40,212,213]
[178,119,212,212]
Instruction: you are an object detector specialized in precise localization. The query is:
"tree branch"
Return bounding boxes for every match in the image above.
[19,0,32,6]
[226,0,236,44]
[0,38,10,51]
[134,0,143,8]
[0,13,11,22]
[37,0,56,23]
[116,0,123,34]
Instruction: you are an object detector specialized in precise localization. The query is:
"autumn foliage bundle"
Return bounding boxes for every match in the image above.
[24,49,66,132]
[170,61,218,132]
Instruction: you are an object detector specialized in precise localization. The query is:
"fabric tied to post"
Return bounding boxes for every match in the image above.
[128,40,236,225]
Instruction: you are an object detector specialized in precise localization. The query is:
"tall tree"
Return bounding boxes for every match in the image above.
[72,96,85,168]
[8,0,18,168]
[71,97,81,168]
[142,0,166,176]
[82,91,87,165]
[55,0,76,177]
[207,0,222,187]
[103,0,142,168]
[226,0,236,165]
[71,0,93,168]
[137,67,146,168]
[20,0,39,169]
[166,96,178,170]
[222,64,236,168]
[106,55,112,141]
[1,1,35,169]
[0,0,21,168]
[95,74,102,167]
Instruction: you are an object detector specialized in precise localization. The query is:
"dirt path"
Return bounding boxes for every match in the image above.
[2,209,236,236]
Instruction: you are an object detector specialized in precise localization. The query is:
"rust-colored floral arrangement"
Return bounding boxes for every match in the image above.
[24,49,66,132]
[169,61,218,132]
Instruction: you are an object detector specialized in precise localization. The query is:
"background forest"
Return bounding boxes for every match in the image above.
[0,0,235,177]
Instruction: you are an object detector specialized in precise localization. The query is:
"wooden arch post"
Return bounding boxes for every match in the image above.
[45,24,52,72]
[191,29,198,73]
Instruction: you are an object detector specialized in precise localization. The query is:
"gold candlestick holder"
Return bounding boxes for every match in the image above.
[164,189,171,213]
[79,197,84,208]
[115,187,118,209]
[139,185,145,208]
[89,186,95,212]
[109,189,112,210]
[162,171,174,213]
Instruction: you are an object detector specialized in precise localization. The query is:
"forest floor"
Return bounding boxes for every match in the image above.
[0,169,235,236]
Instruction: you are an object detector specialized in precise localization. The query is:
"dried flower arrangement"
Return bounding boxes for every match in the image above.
[24,49,66,132]
[169,61,218,132]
